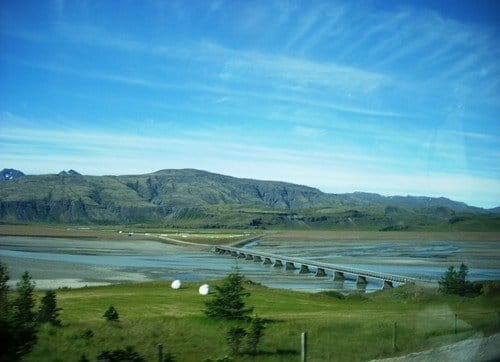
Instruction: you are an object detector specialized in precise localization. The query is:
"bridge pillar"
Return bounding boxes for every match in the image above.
[238,252,246,258]
[231,251,238,257]
[315,268,327,277]
[383,280,394,289]
[299,265,310,274]
[253,255,262,262]
[274,259,283,268]
[356,275,368,285]
[245,254,254,260]
[333,271,344,281]
[263,257,272,265]
[285,262,296,270]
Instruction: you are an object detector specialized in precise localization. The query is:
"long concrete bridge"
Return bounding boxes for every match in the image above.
[213,245,419,289]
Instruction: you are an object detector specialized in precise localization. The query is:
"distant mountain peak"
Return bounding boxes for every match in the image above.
[58,169,81,176]
[150,168,215,176]
[0,168,25,180]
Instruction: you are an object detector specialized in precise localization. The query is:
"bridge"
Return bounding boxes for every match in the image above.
[213,245,419,289]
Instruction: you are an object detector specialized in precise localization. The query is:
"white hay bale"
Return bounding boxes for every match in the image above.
[171,280,182,289]
[199,284,210,295]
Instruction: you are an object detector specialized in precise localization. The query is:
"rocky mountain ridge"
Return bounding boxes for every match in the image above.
[0,168,498,230]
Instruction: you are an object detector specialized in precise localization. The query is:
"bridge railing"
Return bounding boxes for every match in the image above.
[214,245,421,284]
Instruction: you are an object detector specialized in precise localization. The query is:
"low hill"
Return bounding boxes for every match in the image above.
[0,168,498,230]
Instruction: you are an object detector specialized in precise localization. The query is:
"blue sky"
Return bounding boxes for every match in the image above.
[0,0,499,207]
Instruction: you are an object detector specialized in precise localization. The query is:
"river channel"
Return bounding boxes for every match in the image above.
[0,236,499,293]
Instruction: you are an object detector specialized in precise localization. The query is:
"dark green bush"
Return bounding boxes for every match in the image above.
[37,290,62,326]
[246,316,266,354]
[205,270,253,320]
[317,290,345,299]
[479,281,500,297]
[97,346,145,362]
[438,264,481,297]
[103,306,120,322]
[0,266,38,361]
[226,327,247,355]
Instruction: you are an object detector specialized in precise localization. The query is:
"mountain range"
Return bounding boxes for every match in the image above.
[0,168,498,230]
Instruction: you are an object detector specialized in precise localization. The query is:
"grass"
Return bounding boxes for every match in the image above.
[261,230,500,242]
[24,281,500,361]
[159,231,261,245]
[2,224,499,244]
[0,224,262,245]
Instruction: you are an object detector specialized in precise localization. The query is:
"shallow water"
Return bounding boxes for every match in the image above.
[244,239,500,281]
[0,236,499,292]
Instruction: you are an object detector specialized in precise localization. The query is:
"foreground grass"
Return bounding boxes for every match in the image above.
[25,281,500,361]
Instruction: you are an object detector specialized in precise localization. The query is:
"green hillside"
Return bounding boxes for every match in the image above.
[0,168,498,230]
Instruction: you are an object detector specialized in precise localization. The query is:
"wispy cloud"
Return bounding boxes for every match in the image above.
[284,4,326,51]
[11,55,401,119]
[0,124,388,167]
[2,20,401,118]
[293,126,326,138]
[449,130,497,141]
[1,1,499,207]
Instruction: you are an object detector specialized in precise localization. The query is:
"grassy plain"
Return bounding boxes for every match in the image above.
[25,280,500,362]
[261,230,500,242]
[0,224,261,245]
[1,224,499,245]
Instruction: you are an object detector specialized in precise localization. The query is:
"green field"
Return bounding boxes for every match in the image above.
[2,224,500,245]
[24,280,500,361]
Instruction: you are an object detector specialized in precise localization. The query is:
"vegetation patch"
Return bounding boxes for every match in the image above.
[1,262,499,361]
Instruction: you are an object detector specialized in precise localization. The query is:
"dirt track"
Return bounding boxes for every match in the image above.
[372,333,500,362]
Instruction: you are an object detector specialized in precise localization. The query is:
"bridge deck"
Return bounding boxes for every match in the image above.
[214,245,419,284]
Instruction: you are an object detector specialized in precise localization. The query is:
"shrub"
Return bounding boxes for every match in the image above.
[480,281,500,297]
[0,263,9,319]
[246,316,266,354]
[0,267,38,361]
[226,327,247,355]
[103,306,120,322]
[97,346,145,362]
[71,328,94,340]
[37,290,62,326]
[163,351,176,362]
[13,271,37,326]
[82,328,94,339]
[317,290,345,299]
[438,263,481,297]
[203,356,233,362]
[204,270,253,320]
[344,292,369,302]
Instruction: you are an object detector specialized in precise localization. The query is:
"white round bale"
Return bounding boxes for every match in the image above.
[198,284,210,295]
[171,280,182,289]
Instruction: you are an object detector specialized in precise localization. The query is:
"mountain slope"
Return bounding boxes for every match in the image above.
[335,192,482,212]
[0,168,497,230]
[120,168,337,209]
